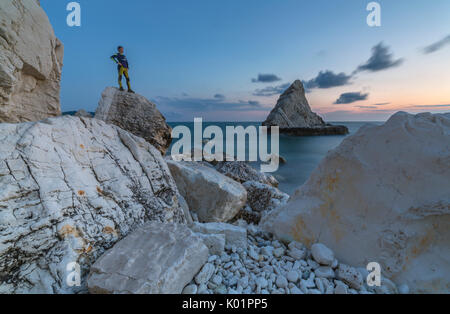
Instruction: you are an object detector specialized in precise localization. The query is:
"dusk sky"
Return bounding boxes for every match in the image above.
[41,0,450,122]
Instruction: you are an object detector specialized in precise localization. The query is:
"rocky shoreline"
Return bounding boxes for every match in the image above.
[0,0,449,294]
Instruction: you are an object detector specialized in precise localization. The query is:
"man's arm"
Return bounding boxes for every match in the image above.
[110,54,122,66]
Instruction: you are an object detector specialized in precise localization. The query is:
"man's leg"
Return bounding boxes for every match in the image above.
[123,68,134,93]
[118,67,125,91]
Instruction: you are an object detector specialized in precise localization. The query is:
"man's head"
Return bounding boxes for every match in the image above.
[117,46,124,54]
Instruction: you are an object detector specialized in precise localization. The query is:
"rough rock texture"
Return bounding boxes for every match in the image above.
[262,80,348,135]
[167,161,247,222]
[215,161,279,187]
[0,0,63,123]
[191,222,248,249]
[311,243,335,266]
[195,233,226,256]
[87,222,208,294]
[95,87,172,155]
[243,181,289,213]
[262,112,450,293]
[0,116,185,293]
[74,109,93,118]
[336,264,363,290]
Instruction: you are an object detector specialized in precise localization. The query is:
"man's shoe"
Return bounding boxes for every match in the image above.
[119,87,125,91]
[128,89,135,93]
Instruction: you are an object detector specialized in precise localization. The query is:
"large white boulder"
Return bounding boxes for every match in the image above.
[87,222,208,294]
[262,112,450,293]
[95,87,172,155]
[0,0,64,122]
[0,116,185,293]
[167,161,247,222]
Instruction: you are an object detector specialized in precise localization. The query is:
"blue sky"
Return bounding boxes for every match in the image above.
[41,0,450,121]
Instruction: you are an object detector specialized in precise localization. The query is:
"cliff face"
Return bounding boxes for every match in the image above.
[0,0,63,123]
[263,80,325,128]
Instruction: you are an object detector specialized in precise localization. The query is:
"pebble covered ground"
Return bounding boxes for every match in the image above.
[183,226,402,295]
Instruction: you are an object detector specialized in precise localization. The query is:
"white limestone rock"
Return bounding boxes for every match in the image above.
[262,112,450,293]
[196,233,226,256]
[275,275,288,289]
[0,0,63,123]
[191,222,247,249]
[182,284,198,294]
[195,263,216,285]
[167,161,247,222]
[0,116,185,293]
[336,264,363,290]
[315,267,335,279]
[311,243,335,266]
[334,281,348,295]
[88,222,208,294]
[95,87,172,154]
[74,109,93,118]
[287,271,299,283]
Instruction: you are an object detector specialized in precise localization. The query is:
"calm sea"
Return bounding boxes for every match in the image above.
[168,122,383,195]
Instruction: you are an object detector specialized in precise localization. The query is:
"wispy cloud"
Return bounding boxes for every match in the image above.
[253,83,291,97]
[155,95,268,114]
[355,42,403,73]
[411,104,450,108]
[252,43,403,99]
[248,100,261,106]
[322,110,396,122]
[334,92,369,104]
[214,94,225,100]
[423,35,450,54]
[251,73,282,83]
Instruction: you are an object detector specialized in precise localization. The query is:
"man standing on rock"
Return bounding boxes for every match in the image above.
[110,46,135,93]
